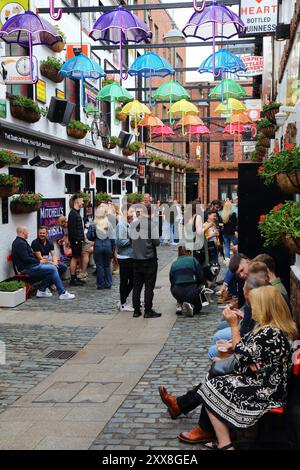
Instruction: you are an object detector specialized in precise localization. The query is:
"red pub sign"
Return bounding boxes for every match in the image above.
[239,0,278,36]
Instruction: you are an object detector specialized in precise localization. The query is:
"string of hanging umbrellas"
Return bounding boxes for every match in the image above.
[0,2,255,142]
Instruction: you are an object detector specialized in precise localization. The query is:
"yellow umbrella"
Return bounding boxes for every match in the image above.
[119,100,151,133]
[170,99,198,134]
[215,98,246,116]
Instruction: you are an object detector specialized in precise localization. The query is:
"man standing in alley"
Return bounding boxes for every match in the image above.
[130,203,161,318]
[68,193,85,286]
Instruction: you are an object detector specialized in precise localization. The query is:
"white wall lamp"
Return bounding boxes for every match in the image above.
[275,111,288,127]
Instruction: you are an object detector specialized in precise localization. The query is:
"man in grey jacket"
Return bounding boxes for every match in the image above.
[130,204,161,318]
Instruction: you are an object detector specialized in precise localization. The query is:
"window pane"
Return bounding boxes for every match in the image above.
[9,168,35,193]
[220,141,234,162]
[113,180,121,195]
[96,177,107,193]
[65,174,81,194]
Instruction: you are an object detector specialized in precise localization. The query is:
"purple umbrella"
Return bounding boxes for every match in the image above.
[89,6,152,81]
[182,1,245,75]
[0,11,63,83]
[49,0,62,21]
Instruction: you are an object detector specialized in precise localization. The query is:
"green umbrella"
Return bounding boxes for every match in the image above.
[209,79,248,101]
[97,82,133,103]
[153,80,190,123]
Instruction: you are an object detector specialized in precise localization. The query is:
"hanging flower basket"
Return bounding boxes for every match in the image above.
[0,149,22,168]
[0,186,19,198]
[275,170,300,194]
[262,102,281,124]
[10,193,43,214]
[10,103,40,124]
[115,107,126,122]
[40,63,64,83]
[261,126,276,139]
[95,193,111,207]
[49,41,66,53]
[67,120,90,140]
[122,148,135,157]
[283,235,300,255]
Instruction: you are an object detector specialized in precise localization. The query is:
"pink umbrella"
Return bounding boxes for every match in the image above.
[223,123,246,135]
[187,124,210,142]
[151,125,175,148]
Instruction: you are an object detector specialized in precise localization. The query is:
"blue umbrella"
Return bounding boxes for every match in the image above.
[198,49,247,76]
[59,53,106,106]
[128,52,174,106]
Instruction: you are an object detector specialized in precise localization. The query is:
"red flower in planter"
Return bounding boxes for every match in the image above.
[273,203,283,212]
[259,214,266,224]
[284,142,294,150]
[258,166,265,173]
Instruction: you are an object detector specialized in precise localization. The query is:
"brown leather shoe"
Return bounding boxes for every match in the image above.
[158,386,181,419]
[178,425,214,444]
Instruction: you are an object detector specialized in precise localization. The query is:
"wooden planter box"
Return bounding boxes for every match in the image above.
[67,127,88,139]
[283,235,300,255]
[40,63,64,83]
[0,288,26,308]
[49,41,65,53]
[0,186,19,198]
[10,103,40,123]
[276,170,300,194]
[10,201,40,214]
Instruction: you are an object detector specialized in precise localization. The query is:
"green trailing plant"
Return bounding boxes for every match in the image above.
[257,118,274,131]
[11,193,43,205]
[11,95,40,114]
[209,165,225,171]
[0,150,21,166]
[54,25,66,43]
[262,101,282,112]
[186,165,197,172]
[95,192,111,203]
[128,141,142,152]
[258,201,300,248]
[0,174,22,187]
[67,120,90,132]
[110,136,122,146]
[40,56,64,71]
[227,165,239,170]
[125,193,143,203]
[79,191,90,205]
[0,280,24,292]
[258,145,300,185]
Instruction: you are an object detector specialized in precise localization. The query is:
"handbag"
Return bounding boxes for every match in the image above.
[208,355,237,379]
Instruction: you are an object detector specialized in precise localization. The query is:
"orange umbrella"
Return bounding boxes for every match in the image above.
[228,112,253,125]
[176,115,204,128]
[138,114,164,142]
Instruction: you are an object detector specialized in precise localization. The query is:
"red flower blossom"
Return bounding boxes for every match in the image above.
[259,215,266,224]
[284,142,294,150]
[273,203,283,212]
[258,166,265,173]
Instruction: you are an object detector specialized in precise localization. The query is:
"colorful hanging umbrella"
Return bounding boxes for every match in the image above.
[151,125,175,148]
[97,82,133,103]
[176,115,204,128]
[227,112,253,125]
[138,114,164,143]
[198,49,247,76]
[170,100,199,134]
[215,98,246,115]
[49,0,62,20]
[209,79,248,101]
[0,11,63,83]
[119,100,151,133]
[153,80,190,123]
[128,52,174,106]
[223,123,246,135]
[182,2,245,75]
[89,7,152,81]
[187,124,210,143]
[59,53,106,106]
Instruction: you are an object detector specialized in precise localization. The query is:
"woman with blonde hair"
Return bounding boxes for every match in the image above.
[180,285,297,450]
[221,200,238,260]
[87,205,115,289]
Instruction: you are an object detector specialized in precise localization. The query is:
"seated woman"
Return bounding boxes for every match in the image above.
[181,285,298,450]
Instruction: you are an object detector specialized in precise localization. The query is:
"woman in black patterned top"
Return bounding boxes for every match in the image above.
[198,285,298,450]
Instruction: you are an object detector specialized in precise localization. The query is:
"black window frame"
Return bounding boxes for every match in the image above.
[65,173,81,194]
[9,167,35,193]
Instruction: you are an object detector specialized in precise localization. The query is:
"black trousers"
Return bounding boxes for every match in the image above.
[118,258,134,305]
[176,384,214,433]
[171,284,202,313]
[133,259,158,312]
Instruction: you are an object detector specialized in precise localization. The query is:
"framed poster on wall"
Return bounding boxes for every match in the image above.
[37,198,66,241]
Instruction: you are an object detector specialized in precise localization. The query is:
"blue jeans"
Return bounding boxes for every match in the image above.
[94,240,113,289]
[22,264,65,295]
[224,269,238,297]
[223,234,238,258]
[208,327,232,359]
[57,262,67,279]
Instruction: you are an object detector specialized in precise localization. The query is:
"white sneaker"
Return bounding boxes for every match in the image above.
[59,291,75,300]
[182,302,194,317]
[176,303,182,315]
[36,289,52,298]
[120,303,134,312]
[117,301,121,310]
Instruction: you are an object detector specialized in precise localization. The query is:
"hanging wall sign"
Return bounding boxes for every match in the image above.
[0,55,38,84]
[237,56,264,76]
[0,1,28,28]
[36,79,46,103]
[239,0,278,36]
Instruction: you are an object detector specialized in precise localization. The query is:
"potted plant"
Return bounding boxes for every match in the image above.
[0,149,22,168]
[262,101,282,124]
[115,106,126,121]
[102,136,121,150]
[10,96,41,123]
[80,191,90,208]
[227,165,239,170]
[125,193,143,204]
[40,56,64,83]
[95,192,111,206]
[0,280,25,308]
[258,201,300,254]
[209,165,225,171]
[186,165,197,172]
[49,26,66,53]
[10,193,43,214]
[67,120,90,139]
[256,133,270,148]
[257,118,276,139]
[123,141,142,156]
[0,174,22,198]
[258,144,300,193]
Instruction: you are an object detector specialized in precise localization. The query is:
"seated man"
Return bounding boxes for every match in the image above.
[31,226,67,279]
[169,246,204,316]
[12,226,75,301]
